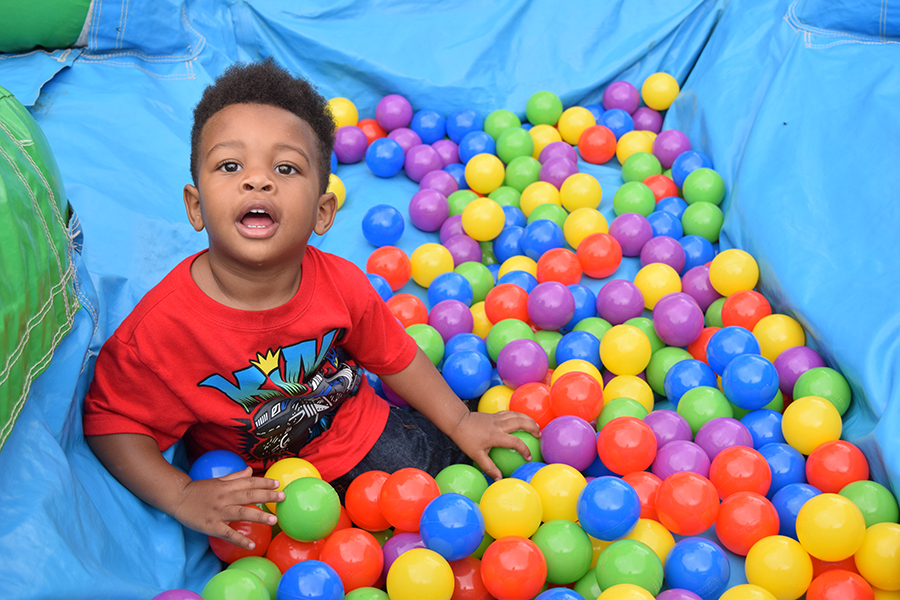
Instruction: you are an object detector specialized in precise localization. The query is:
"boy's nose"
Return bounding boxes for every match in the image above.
[242,169,274,191]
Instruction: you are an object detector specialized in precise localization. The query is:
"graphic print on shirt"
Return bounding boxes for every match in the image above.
[197,328,361,461]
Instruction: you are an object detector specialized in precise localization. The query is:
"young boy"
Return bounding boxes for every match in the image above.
[83,59,538,551]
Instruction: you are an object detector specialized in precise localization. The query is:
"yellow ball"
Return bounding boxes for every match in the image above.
[465,153,506,195]
[478,384,513,413]
[519,181,562,217]
[498,255,538,279]
[550,359,604,386]
[718,584,777,600]
[624,519,675,566]
[604,374,654,412]
[600,324,652,376]
[557,106,597,145]
[264,458,321,513]
[781,395,842,455]
[641,72,680,111]
[560,173,603,211]
[327,97,358,128]
[529,463,587,522]
[590,534,613,569]
[386,548,454,600]
[710,249,760,297]
[564,208,609,250]
[327,173,346,209]
[796,493,866,562]
[745,535,812,600]
[616,130,656,165]
[479,478,543,539]
[634,263,682,309]
[874,589,900,599]
[753,315,806,363]
[410,243,455,288]
[461,197,505,241]
[529,123,563,159]
[856,522,900,591]
[598,583,655,600]
[470,301,493,338]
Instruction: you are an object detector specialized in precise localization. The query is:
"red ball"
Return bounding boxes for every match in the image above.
[345,470,391,531]
[320,528,384,592]
[713,491,779,556]
[450,556,493,600]
[366,246,412,291]
[549,371,604,422]
[358,117,387,146]
[576,232,622,278]
[720,290,772,331]
[687,326,720,364]
[806,570,874,600]
[643,174,679,202]
[536,248,583,286]
[509,382,556,429]
[266,531,323,573]
[480,536,547,600]
[577,125,617,164]
[484,283,530,324]
[596,416,658,476]
[379,468,440,532]
[622,471,663,521]
[208,506,272,563]
[811,555,860,579]
[708,445,772,499]
[386,293,429,328]
[655,472,720,536]
[806,440,870,493]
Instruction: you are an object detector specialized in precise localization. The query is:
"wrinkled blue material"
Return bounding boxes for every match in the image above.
[0,0,898,597]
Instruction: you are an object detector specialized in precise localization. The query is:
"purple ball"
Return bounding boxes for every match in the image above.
[652,292,705,347]
[640,235,686,273]
[382,532,425,579]
[540,415,598,471]
[387,127,422,154]
[656,591,703,600]
[419,169,460,198]
[539,156,579,190]
[444,234,482,266]
[439,214,465,244]
[333,125,368,164]
[527,281,575,331]
[602,81,640,114]
[409,189,450,232]
[432,139,460,167]
[151,591,203,600]
[632,107,663,133]
[644,409,694,447]
[681,266,722,312]
[694,417,754,461]
[653,129,692,170]
[428,299,475,343]
[404,144,444,183]
[382,383,409,407]
[609,213,653,257]
[596,279,645,325]
[375,94,413,132]
[538,141,579,165]
[652,440,711,479]
[603,369,646,386]
[497,338,550,389]
[773,346,827,397]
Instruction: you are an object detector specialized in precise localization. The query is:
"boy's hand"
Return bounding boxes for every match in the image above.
[174,467,285,550]
[449,410,541,481]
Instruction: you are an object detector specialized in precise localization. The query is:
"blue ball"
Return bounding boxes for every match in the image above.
[583,450,618,478]
[498,270,538,294]
[502,205,527,229]
[428,272,474,307]
[563,284,598,332]
[577,476,640,541]
[367,273,393,302]
[410,109,447,145]
[489,366,504,389]
[664,359,718,406]
[444,162,468,190]
[706,326,762,376]
[680,235,716,273]
[486,263,500,283]
[445,332,488,358]
[663,538,730,600]
[277,560,344,600]
[330,150,338,173]
[583,103,605,123]
[655,195,689,220]
[362,368,384,398]
[446,109,484,144]
[598,108,634,140]
[759,442,807,499]
[554,331,601,369]
[647,210,684,239]
[442,350,492,399]
[721,353,780,410]
[771,482,822,539]
[510,461,547,483]
[522,219,565,261]
[521,122,533,131]
[361,204,404,247]
[188,449,247,480]
[419,493,486,561]
[740,409,786,449]
[671,150,713,188]
[365,137,405,178]
[493,226,525,264]
[458,130,496,164]
[535,589,584,600]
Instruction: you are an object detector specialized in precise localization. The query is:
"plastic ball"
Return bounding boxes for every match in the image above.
[675,386,732,435]
[387,293,428,328]
[578,233,623,278]
[644,409,693,448]
[208,511,272,563]
[622,152,662,183]
[651,291,703,347]
[652,130,691,169]
[807,570,874,600]
[334,125,368,164]
[709,445,772,498]
[494,127,533,165]
[796,493,866,562]
[840,480,900,528]
[344,589,390,600]
[651,439,711,480]
[578,125,618,164]
[540,156,579,190]
[361,204,405,247]
[671,150,713,188]
[718,585,777,600]
[405,144,444,183]
[202,568,272,600]
[793,366,852,416]
[535,589,584,600]
[694,416,754,460]
[540,415,598,471]
[379,468,440,533]
[504,155,542,193]
[760,443,809,500]
[432,465,488,506]
[375,94,413,131]
[806,440,870,494]
[409,109,447,145]
[721,290,772,331]
[446,109,484,143]
[645,346,692,395]
[681,266,722,312]
[640,234,686,273]
[633,106,663,133]
[442,349,491,399]
[152,591,203,600]
[594,538,664,595]
[366,246,411,292]
[557,106,596,145]
[455,261,495,303]
[385,548,453,600]
[596,280,644,326]
[277,560,344,600]
[745,535,813,600]
[663,538,730,600]
[406,323,445,366]
[715,491,780,556]
[597,416,658,475]
[479,478,543,539]
[497,338,549,389]
[709,249,759,297]
[634,263,682,309]
[597,584,655,600]
[613,181,655,217]
[603,81,640,113]
[480,536,548,600]
[408,243,453,288]
[706,326,762,376]
[188,449,247,481]
[428,272,474,307]
[326,173,346,210]
[656,590,702,600]
[559,173,602,213]
[722,353,780,411]
[529,124,563,160]
[458,131,496,165]
[327,97,358,128]
[609,212,653,257]
[381,532,425,578]
[342,471,390,531]
[664,359,717,406]
[550,370,603,421]
[855,522,900,591]
[563,209,607,250]
[277,478,340,542]
[530,464,588,523]
[510,382,555,429]
[460,197,504,242]
[641,72,679,110]
[464,153,506,195]
[521,220,564,261]
[772,346,824,397]
[577,476,641,541]
[599,324,651,376]
[485,318,535,362]
[319,529,383,592]
[536,248,582,286]
[446,556,491,600]
[407,189,449,233]
[655,472,719,536]
[681,234,716,273]
[782,395,842,455]
[484,109,522,141]
[418,493,485,562]
[527,281,576,331]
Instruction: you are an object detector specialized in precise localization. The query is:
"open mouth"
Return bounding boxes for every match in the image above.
[240,208,275,229]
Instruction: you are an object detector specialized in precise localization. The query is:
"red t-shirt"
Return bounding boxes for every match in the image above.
[83,247,417,481]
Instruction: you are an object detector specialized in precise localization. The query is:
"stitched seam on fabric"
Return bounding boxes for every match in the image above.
[785,0,897,46]
[68,59,196,80]
[116,0,128,50]
[0,120,67,230]
[82,5,206,63]
[0,49,68,63]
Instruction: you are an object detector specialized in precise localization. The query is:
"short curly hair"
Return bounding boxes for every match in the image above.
[190,58,335,194]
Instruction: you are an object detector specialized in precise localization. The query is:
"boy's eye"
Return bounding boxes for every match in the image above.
[219,162,241,172]
[276,164,297,175]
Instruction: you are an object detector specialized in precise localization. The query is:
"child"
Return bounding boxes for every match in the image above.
[83,59,538,551]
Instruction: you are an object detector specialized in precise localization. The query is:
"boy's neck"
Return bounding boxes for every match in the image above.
[190,250,304,311]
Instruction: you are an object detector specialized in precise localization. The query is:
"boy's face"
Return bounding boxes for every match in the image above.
[183,103,336,269]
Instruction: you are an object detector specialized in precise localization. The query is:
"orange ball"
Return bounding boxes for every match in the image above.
[509,382,556,429]
[655,472,720,536]
[709,445,772,499]
[643,174,679,202]
[480,536,548,600]
[536,248,583,285]
[578,125,617,164]
[484,283,530,324]
[687,326,720,364]
[379,468,440,532]
[266,531,323,574]
[366,246,411,291]
[386,293,428,328]
[623,471,663,521]
[320,528,384,592]
[357,117,387,146]
[721,290,773,331]
[714,491,779,556]
[577,232,623,278]
[596,416,658,476]
[345,470,391,531]
[549,371,604,421]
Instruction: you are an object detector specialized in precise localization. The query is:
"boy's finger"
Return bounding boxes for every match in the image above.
[477,454,503,482]
[219,466,253,481]
[216,524,255,550]
[235,504,279,526]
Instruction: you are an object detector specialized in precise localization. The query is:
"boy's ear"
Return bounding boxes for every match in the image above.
[183,184,205,232]
[314,191,338,236]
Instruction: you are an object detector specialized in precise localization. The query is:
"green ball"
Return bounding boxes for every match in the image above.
[663,168,673,181]
[526,91,564,126]
[406,323,445,366]
[488,430,543,478]
[527,204,569,230]
[731,389,783,419]
[227,556,281,600]
[201,569,269,600]
[613,181,656,216]
[480,241,499,266]
[840,480,900,528]
[484,109,522,141]
[369,529,393,546]
[597,397,649,429]
[531,519,593,584]
[486,318,535,363]
[504,155,542,192]
[624,317,665,354]
[621,152,663,183]
[681,202,724,242]
[705,297,726,328]
[472,531,494,559]
[683,167,725,205]
[489,185,522,207]
[573,317,613,343]
[594,539,663,595]
[497,127,535,165]
[436,463,490,503]
[645,346,693,395]
[276,477,341,542]
[455,261,495,304]
[346,588,391,600]
[574,568,602,600]
[448,189,479,216]
[677,386,733,435]
[793,367,852,416]
[534,329,563,369]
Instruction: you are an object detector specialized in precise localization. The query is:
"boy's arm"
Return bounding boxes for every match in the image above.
[379,348,540,480]
[86,432,284,550]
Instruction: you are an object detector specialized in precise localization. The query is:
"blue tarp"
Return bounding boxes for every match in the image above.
[1,0,898,597]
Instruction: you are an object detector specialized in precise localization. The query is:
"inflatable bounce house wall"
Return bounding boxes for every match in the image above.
[1,0,899,598]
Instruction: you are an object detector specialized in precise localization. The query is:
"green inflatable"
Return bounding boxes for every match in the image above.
[0,0,92,53]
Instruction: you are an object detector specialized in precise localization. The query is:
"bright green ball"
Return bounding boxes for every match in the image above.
[484,109,522,141]
[573,317,613,343]
[202,568,269,600]
[645,346,692,395]
[622,152,663,183]
[597,397,649,429]
[448,189,479,217]
[534,329,563,369]
[472,531,494,559]
[227,556,282,600]
[346,588,391,600]
[504,156,542,192]
[489,185,522,207]
[497,127,535,164]
[488,430,543,478]
[527,204,568,229]
[625,317,665,354]
[574,569,603,600]
[436,463,490,503]
[532,519,593,584]
[677,385,733,435]
[480,241,499,266]
[793,366,852,416]
[683,167,725,205]
[594,539,663,595]
[406,323,445,366]
[455,261,495,304]
[681,202,724,242]
[613,181,656,216]
[705,297,726,327]
[485,318,535,363]
[276,477,341,542]
[840,480,900,528]
[369,529,394,546]
[526,91,564,126]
